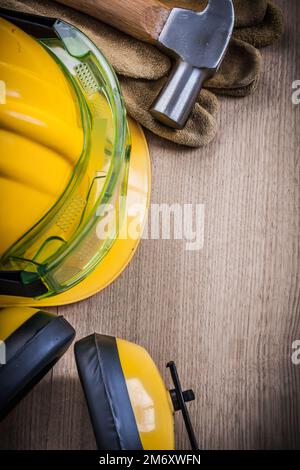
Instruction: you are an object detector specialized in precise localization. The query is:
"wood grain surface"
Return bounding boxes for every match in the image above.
[0,0,299,450]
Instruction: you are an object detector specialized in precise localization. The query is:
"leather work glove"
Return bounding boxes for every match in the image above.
[4,0,283,147]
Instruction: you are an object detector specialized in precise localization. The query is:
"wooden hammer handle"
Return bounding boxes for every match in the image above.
[56,0,171,43]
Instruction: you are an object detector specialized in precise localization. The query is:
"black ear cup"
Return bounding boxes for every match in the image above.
[0,310,75,420]
[74,334,143,450]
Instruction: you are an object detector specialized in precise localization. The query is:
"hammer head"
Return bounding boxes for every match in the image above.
[151,0,234,129]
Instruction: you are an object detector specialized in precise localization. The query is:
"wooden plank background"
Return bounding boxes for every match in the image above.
[0,0,299,450]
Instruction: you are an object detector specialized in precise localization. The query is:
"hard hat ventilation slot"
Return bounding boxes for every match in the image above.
[55,195,86,233]
[75,63,100,96]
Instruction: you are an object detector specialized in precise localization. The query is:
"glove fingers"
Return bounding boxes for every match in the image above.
[120,77,219,148]
[206,39,262,97]
[6,0,171,80]
[209,79,260,98]
[2,0,36,12]
[197,89,219,118]
[233,0,268,28]
[234,2,284,48]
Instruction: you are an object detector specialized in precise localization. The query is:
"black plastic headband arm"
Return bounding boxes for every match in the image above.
[0,7,57,38]
[167,361,199,450]
[0,271,48,297]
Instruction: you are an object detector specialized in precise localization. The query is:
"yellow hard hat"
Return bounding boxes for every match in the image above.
[0,15,84,257]
[0,9,150,305]
[75,334,198,450]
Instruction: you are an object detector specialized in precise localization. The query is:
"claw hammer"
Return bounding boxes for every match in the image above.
[57,0,234,129]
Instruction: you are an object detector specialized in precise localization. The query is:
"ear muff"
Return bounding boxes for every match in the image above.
[75,334,198,450]
[75,334,143,450]
[0,307,75,419]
